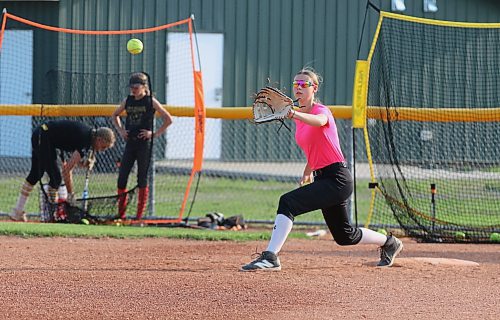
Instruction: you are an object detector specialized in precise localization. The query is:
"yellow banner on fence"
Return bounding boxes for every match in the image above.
[352,60,369,128]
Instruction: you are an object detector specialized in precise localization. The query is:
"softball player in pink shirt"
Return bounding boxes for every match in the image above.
[241,68,403,271]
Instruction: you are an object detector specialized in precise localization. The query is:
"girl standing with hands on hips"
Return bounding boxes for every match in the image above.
[241,68,403,271]
[112,72,172,220]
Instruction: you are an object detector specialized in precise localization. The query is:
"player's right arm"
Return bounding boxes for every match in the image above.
[111,99,128,140]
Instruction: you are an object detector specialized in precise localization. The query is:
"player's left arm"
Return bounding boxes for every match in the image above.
[112,99,128,140]
[151,98,173,138]
[291,111,328,127]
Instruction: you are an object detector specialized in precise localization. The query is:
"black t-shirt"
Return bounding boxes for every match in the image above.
[124,95,155,138]
[44,120,93,157]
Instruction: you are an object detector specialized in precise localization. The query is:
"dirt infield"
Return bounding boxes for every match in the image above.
[0,235,498,320]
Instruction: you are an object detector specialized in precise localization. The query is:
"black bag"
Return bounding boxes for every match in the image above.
[222,215,246,230]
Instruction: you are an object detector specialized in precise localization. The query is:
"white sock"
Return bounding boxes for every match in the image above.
[15,180,34,212]
[358,227,387,246]
[266,214,293,254]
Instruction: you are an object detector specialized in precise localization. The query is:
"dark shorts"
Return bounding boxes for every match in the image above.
[26,127,61,188]
[277,162,362,245]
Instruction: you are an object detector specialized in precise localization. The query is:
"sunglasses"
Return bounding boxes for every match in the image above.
[129,84,143,89]
[292,80,314,89]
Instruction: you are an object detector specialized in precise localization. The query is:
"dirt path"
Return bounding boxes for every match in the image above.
[0,236,498,319]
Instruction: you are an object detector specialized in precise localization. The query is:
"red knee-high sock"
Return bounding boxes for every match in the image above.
[136,187,148,220]
[117,188,128,219]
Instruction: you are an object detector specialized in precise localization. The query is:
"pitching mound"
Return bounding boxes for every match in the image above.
[364,257,480,267]
[400,257,479,267]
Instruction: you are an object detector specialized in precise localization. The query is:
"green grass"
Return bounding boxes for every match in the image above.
[0,173,373,224]
[2,173,497,229]
[0,221,310,241]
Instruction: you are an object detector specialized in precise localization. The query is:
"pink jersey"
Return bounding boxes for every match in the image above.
[294,103,345,170]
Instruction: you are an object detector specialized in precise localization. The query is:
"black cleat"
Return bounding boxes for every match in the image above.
[377,235,403,267]
[240,251,281,271]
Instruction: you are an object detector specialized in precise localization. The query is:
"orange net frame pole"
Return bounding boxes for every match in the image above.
[172,17,206,224]
[4,12,191,35]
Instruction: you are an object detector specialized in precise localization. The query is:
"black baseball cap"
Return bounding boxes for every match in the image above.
[129,74,147,86]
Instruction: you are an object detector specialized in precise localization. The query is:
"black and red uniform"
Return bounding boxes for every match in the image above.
[117,95,155,219]
[27,120,93,189]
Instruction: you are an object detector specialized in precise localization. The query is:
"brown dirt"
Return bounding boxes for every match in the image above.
[0,235,498,320]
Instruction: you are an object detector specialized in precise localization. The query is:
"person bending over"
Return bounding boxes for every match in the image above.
[10,120,115,222]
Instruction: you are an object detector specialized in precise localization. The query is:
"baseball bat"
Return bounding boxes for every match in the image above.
[81,149,95,211]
